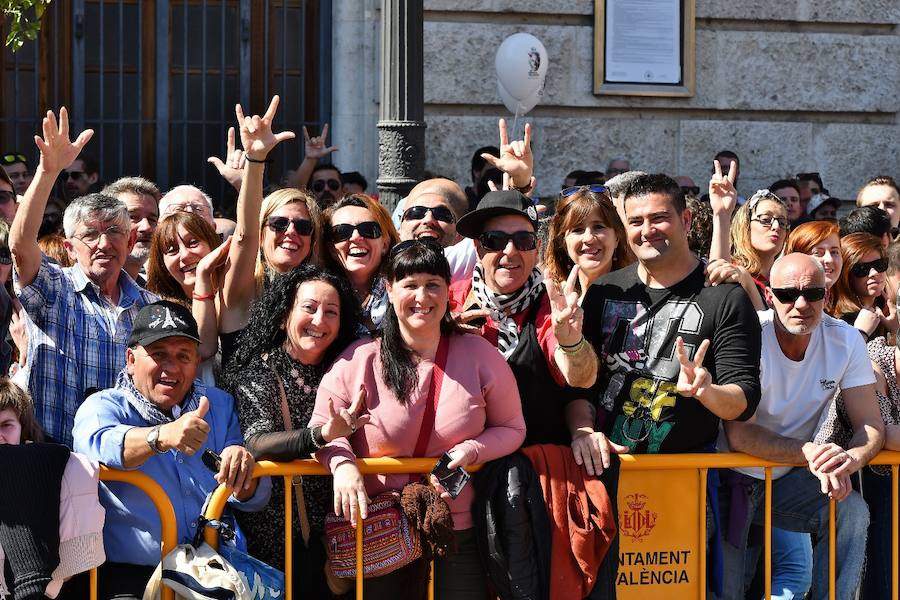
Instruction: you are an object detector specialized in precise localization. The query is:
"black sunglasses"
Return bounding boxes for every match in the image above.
[1,153,26,165]
[266,216,314,236]
[311,178,341,193]
[681,185,701,196]
[850,257,888,278]
[561,184,607,198]
[770,287,827,303]
[61,170,86,181]
[402,205,456,224]
[331,221,383,242]
[478,230,538,252]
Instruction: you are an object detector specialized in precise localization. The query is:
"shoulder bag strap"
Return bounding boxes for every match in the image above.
[412,335,450,458]
[263,358,311,547]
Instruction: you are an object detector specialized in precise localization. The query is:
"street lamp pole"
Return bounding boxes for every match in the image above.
[376,0,425,213]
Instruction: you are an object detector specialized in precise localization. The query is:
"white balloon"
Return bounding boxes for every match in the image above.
[498,78,543,116]
[495,33,549,101]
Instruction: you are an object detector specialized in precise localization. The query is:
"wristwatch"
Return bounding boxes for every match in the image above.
[146,425,166,454]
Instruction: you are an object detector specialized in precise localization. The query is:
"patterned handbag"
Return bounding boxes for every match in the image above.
[323,335,449,579]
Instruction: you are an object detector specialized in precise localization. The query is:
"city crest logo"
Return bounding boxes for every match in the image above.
[621,493,658,542]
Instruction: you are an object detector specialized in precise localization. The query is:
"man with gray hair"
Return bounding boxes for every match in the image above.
[102,176,160,282]
[158,184,215,225]
[9,108,157,447]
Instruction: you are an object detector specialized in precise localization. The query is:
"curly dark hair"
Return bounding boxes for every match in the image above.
[224,264,361,377]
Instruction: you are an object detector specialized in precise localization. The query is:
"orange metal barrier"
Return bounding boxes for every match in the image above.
[201,452,900,600]
[95,466,177,600]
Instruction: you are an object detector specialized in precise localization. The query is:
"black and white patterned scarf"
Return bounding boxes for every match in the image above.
[115,368,206,426]
[472,264,544,358]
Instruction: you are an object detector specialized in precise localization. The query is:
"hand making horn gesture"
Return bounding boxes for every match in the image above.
[207,127,246,190]
[675,337,712,399]
[544,264,584,348]
[234,95,295,163]
[708,159,738,216]
[481,119,533,190]
[321,386,371,441]
[303,122,338,161]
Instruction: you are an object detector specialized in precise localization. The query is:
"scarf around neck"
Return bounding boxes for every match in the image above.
[472,264,544,358]
[116,369,206,426]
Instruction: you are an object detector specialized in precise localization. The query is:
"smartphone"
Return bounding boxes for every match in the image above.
[431,452,470,499]
[202,448,222,474]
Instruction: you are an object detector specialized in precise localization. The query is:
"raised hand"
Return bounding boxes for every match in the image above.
[159,396,211,455]
[481,119,533,189]
[675,337,712,399]
[544,264,584,347]
[303,123,338,161]
[234,95,296,162]
[321,387,371,442]
[207,127,246,190]
[33,107,94,174]
[709,159,738,216]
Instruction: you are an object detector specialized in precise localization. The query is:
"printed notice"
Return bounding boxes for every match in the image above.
[604,0,681,84]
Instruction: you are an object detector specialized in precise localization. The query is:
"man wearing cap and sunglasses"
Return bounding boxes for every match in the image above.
[718,253,881,600]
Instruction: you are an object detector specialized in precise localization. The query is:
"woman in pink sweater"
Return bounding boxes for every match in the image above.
[309,238,526,599]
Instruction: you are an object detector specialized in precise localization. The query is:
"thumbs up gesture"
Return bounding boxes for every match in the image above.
[158,396,211,455]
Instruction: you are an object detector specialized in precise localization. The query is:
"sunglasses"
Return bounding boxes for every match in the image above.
[311,178,341,193]
[266,216,314,236]
[770,287,827,303]
[850,257,888,278]
[331,221,382,242]
[478,230,538,252]
[561,184,607,198]
[61,170,86,181]
[1,153,26,165]
[681,185,700,196]
[402,205,455,224]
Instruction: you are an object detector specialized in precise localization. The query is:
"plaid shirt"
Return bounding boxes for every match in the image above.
[15,256,157,447]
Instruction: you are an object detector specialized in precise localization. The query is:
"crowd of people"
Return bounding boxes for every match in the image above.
[0,96,899,600]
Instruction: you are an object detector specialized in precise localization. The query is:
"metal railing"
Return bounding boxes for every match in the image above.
[94,465,177,600]
[200,452,900,600]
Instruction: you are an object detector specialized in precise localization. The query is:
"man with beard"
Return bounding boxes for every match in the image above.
[718,253,881,600]
[398,178,474,282]
[102,177,160,284]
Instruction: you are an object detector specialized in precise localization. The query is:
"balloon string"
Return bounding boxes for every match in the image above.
[512,103,521,140]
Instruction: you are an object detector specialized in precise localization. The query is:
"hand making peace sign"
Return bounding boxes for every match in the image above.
[544,264,584,347]
[675,336,712,399]
[708,159,738,216]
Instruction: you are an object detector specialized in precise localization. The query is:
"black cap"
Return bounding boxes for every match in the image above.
[127,300,201,347]
[456,190,539,239]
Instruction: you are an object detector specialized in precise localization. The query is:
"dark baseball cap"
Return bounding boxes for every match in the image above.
[127,300,201,347]
[456,190,539,239]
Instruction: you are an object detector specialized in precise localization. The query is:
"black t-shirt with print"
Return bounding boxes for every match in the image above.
[582,261,761,454]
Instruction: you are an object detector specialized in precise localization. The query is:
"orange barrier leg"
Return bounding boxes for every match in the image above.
[764,468,772,600]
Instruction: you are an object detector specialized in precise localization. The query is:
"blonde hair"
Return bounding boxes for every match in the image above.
[731,191,787,278]
[255,188,323,293]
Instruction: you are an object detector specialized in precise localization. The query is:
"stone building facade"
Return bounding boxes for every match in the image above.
[332,1,899,203]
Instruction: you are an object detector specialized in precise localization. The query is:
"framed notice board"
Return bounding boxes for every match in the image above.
[593,0,696,97]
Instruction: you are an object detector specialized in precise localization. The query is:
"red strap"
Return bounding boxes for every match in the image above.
[412,335,450,458]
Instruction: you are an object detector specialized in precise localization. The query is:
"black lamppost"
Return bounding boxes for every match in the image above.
[376,0,425,213]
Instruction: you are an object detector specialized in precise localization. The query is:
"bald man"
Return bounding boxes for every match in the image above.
[719,253,882,600]
[396,178,476,282]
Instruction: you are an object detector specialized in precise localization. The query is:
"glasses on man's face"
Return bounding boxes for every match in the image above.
[73,225,127,246]
[402,205,456,224]
[850,257,888,278]
[561,184,607,198]
[0,191,15,204]
[478,230,538,252]
[1,153,26,166]
[266,216,314,236]
[770,287,826,304]
[750,214,790,231]
[311,178,341,193]
[61,170,86,181]
[331,221,383,243]
[163,202,210,217]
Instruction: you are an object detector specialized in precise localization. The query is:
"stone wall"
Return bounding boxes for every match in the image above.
[332,1,899,201]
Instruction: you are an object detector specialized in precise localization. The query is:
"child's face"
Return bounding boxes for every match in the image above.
[0,408,22,444]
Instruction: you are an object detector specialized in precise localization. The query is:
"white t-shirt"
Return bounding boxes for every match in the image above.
[446,237,477,284]
[721,310,875,479]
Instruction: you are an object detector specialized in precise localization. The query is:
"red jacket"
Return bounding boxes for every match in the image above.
[521,444,617,599]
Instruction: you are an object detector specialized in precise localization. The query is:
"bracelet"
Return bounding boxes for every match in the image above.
[310,425,326,449]
[244,156,272,164]
[192,291,216,301]
[558,336,585,350]
[557,338,587,355]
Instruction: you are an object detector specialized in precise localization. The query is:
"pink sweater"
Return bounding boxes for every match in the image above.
[309,333,526,529]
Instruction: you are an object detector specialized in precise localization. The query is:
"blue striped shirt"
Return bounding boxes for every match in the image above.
[15,256,158,447]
